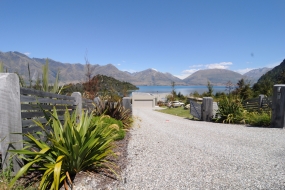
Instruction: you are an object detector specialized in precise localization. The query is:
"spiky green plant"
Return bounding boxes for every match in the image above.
[93,98,133,129]
[216,96,245,124]
[9,108,119,190]
[92,115,125,140]
[42,59,49,92]
[40,59,64,94]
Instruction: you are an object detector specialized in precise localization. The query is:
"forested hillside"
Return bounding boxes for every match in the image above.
[62,74,138,97]
[252,59,285,96]
[257,59,285,84]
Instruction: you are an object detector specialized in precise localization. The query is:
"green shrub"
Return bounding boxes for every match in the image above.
[216,96,245,124]
[9,108,118,190]
[93,98,133,129]
[92,116,125,141]
[246,111,271,127]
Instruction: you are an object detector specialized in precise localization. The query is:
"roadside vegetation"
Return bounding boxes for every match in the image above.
[187,78,272,126]
[0,59,133,189]
[160,78,272,127]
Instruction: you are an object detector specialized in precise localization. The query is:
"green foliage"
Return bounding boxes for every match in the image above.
[93,98,133,129]
[252,77,273,97]
[216,96,245,123]
[234,78,253,100]
[62,74,138,98]
[205,81,213,97]
[92,116,125,140]
[246,111,271,127]
[190,90,202,98]
[41,59,62,94]
[253,59,285,96]
[257,59,285,84]
[9,108,118,190]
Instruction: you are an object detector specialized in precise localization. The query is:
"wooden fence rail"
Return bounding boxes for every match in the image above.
[243,95,272,111]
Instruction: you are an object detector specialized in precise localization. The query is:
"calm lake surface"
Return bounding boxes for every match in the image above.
[132,85,226,96]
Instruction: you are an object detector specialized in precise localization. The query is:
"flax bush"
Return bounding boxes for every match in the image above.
[216,96,245,124]
[9,108,119,190]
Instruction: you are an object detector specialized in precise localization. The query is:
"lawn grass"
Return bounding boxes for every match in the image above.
[156,106,192,119]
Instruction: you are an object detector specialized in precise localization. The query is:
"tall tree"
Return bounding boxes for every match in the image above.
[225,81,234,95]
[235,78,252,100]
[171,81,176,101]
[206,81,213,97]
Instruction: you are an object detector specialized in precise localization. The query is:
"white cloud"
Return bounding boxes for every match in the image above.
[23,52,31,56]
[190,64,203,68]
[151,68,157,71]
[205,62,232,69]
[175,69,199,79]
[235,68,255,74]
[117,63,121,66]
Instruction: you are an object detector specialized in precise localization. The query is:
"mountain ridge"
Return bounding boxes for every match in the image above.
[0,51,272,86]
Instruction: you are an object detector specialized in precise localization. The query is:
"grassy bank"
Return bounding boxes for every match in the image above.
[156,106,192,119]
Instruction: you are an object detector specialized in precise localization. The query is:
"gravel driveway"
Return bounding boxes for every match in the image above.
[118,107,285,189]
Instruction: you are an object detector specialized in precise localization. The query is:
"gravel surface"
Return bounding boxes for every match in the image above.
[118,107,285,189]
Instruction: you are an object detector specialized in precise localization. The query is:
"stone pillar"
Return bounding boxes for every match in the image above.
[122,97,132,114]
[271,85,285,128]
[71,92,82,115]
[259,94,265,108]
[202,97,213,122]
[0,73,23,173]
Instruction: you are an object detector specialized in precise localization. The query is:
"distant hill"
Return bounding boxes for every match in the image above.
[243,67,272,84]
[61,74,138,96]
[182,69,243,86]
[0,50,276,86]
[0,51,185,86]
[33,57,86,83]
[257,59,285,84]
[131,69,185,85]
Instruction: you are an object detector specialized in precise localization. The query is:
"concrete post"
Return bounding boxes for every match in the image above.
[259,94,265,108]
[71,92,82,115]
[122,97,132,114]
[202,97,213,122]
[0,73,23,173]
[271,85,285,128]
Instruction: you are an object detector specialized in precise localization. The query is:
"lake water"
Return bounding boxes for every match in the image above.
[131,85,226,96]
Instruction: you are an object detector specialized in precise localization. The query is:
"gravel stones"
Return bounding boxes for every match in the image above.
[118,107,285,189]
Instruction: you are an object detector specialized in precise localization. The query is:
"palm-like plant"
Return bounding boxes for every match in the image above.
[9,108,119,190]
[216,96,245,123]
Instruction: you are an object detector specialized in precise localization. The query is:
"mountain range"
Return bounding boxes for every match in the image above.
[0,51,272,86]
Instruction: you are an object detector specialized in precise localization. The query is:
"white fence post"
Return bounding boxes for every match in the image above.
[0,73,23,173]
[71,92,82,115]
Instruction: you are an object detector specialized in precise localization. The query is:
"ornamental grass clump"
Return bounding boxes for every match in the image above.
[9,108,119,190]
[92,115,125,141]
[216,96,245,124]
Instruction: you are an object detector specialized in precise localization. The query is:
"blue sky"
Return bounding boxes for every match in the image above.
[1,0,284,79]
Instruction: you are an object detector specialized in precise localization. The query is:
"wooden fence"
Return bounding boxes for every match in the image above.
[243,95,272,111]
[0,73,93,173]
